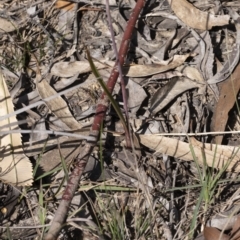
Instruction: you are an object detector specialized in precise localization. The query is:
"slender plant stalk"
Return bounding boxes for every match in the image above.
[44,0,146,239]
[85,48,129,139]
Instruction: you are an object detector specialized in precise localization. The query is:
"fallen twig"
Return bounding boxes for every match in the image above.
[105,0,131,147]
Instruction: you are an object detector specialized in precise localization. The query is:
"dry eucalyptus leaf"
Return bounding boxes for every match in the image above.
[203,226,229,240]
[51,61,115,78]
[211,63,240,144]
[0,18,18,33]
[207,214,239,232]
[55,0,75,11]
[172,28,189,48]
[57,7,75,36]
[127,79,147,114]
[151,28,176,62]
[189,137,240,159]
[168,0,230,30]
[230,215,240,240]
[0,72,33,186]
[200,31,215,80]
[51,53,192,78]
[139,135,240,172]
[207,44,240,84]
[208,10,240,84]
[37,79,82,130]
[177,66,204,82]
[124,53,193,77]
[150,76,200,115]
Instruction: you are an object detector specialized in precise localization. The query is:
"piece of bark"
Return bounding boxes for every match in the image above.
[211,63,240,144]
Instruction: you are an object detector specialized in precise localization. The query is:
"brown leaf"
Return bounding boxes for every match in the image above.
[203,226,229,240]
[168,0,230,30]
[211,63,240,144]
[230,215,240,240]
[55,0,75,11]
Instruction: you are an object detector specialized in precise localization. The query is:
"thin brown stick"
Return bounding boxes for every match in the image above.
[44,0,146,239]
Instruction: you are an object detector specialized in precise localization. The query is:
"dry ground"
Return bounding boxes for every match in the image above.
[1,0,240,239]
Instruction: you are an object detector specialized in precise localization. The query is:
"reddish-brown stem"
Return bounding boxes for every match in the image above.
[44,0,145,239]
[105,0,131,147]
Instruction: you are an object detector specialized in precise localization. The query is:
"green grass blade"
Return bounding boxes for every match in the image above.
[35,165,63,181]
[58,146,69,181]
[189,188,204,238]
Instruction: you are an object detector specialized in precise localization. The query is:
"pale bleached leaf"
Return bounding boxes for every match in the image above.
[0,71,33,186]
[139,134,240,172]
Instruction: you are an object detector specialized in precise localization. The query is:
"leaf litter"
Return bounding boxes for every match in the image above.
[1,0,240,239]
